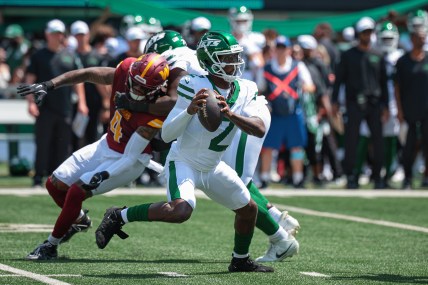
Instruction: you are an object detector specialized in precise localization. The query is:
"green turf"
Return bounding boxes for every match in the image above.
[0,194,427,284]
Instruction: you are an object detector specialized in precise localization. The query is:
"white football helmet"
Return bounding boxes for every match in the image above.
[228,6,253,34]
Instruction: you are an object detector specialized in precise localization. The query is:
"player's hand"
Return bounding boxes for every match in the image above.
[83,171,110,190]
[217,95,232,118]
[187,88,208,115]
[114,92,131,110]
[17,81,54,106]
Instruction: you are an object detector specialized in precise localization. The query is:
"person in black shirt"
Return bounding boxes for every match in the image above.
[24,19,88,187]
[332,17,389,189]
[395,27,428,189]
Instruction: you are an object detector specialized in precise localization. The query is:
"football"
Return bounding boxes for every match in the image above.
[197,89,223,132]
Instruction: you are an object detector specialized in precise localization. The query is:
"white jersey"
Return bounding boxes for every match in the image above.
[161,46,206,76]
[222,96,271,185]
[162,74,260,172]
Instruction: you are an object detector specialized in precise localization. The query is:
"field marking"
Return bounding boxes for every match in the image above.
[1,188,428,198]
[0,223,52,233]
[300,271,330,277]
[278,204,428,234]
[158,272,188,277]
[0,274,81,277]
[0,263,72,285]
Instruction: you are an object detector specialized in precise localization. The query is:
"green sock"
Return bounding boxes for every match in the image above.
[234,231,254,255]
[384,136,397,178]
[247,181,269,210]
[355,136,369,176]
[126,203,153,222]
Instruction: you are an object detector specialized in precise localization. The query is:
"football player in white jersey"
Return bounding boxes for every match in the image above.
[96,31,299,272]
[113,30,301,263]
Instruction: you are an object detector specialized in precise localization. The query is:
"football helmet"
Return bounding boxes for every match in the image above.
[229,6,253,34]
[126,53,169,102]
[120,14,144,37]
[376,21,399,53]
[407,9,428,33]
[196,31,244,82]
[144,30,187,54]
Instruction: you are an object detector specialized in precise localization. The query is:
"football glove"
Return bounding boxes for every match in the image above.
[17,81,54,106]
[82,171,110,191]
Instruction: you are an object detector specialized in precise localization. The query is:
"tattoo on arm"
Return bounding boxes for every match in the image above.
[51,67,115,88]
[135,126,159,140]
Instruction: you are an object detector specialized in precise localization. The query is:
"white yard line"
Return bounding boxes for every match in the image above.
[1,188,428,197]
[300,271,331,277]
[0,274,81,277]
[0,263,72,285]
[158,272,188,277]
[278,204,428,234]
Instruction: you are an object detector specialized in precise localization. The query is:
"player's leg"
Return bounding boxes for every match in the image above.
[95,160,197,249]
[203,162,273,272]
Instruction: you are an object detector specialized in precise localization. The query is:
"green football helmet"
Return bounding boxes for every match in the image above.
[229,6,253,34]
[196,31,244,82]
[143,30,187,54]
[376,21,399,53]
[407,9,428,33]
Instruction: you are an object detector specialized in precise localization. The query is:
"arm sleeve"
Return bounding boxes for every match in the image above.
[105,132,150,176]
[298,62,314,85]
[161,77,194,142]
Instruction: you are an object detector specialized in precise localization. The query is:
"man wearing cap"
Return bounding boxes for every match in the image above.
[4,24,30,76]
[186,17,211,49]
[395,13,428,189]
[332,16,389,189]
[109,26,145,68]
[259,35,314,188]
[71,20,110,150]
[24,19,88,187]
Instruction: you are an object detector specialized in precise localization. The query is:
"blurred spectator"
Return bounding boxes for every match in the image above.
[0,47,10,98]
[332,17,389,189]
[259,36,314,188]
[313,22,340,73]
[91,24,116,66]
[24,19,88,187]
[109,26,144,67]
[3,24,30,76]
[70,20,110,149]
[184,16,211,49]
[337,27,356,53]
[395,17,428,189]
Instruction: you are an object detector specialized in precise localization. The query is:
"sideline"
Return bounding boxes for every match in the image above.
[0,263,71,285]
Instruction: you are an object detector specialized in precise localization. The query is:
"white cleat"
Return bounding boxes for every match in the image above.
[255,237,299,262]
[278,211,300,237]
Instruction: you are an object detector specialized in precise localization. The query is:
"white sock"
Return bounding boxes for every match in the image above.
[269,227,288,244]
[232,252,249,258]
[261,172,270,182]
[47,234,61,246]
[121,208,129,223]
[293,172,304,185]
[268,207,282,223]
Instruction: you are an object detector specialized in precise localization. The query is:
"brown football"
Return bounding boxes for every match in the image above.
[197,89,223,132]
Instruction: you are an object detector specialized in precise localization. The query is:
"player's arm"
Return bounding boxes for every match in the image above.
[218,96,266,138]
[17,67,115,104]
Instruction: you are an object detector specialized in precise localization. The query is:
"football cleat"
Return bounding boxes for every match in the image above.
[255,237,299,263]
[278,211,300,237]
[26,240,58,261]
[95,207,129,249]
[60,209,92,244]
[228,256,274,272]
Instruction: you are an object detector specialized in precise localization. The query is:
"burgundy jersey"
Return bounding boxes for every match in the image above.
[106,57,166,154]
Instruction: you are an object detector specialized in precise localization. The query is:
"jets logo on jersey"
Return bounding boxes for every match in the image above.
[159,66,169,81]
[199,39,221,47]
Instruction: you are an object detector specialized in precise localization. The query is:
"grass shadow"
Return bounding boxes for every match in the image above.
[331,273,428,284]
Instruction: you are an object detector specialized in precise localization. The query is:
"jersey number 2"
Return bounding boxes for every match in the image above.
[208,122,234,152]
[110,111,123,143]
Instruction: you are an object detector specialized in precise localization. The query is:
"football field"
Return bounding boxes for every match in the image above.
[0,188,427,285]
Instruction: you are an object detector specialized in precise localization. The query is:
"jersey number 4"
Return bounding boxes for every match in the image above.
[110,111,123,143]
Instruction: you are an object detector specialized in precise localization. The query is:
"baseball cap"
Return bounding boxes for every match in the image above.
[5,24,23,38]
[342,26,355,42]
[297,35,317,50]
[46,19,66,34]
[191,17,211,32]
[355,17,375,33]
[71,21,89,35]
[275,35,291,47]
[126,27,145,41]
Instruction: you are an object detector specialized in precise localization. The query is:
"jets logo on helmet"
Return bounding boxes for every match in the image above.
[229,6,253,34]
[196,31,244,82]
[376,21,399,53]
[127,53,169,102]
[407,9,428,33]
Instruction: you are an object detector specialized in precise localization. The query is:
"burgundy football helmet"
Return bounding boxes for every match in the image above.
[127,53,169,102]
